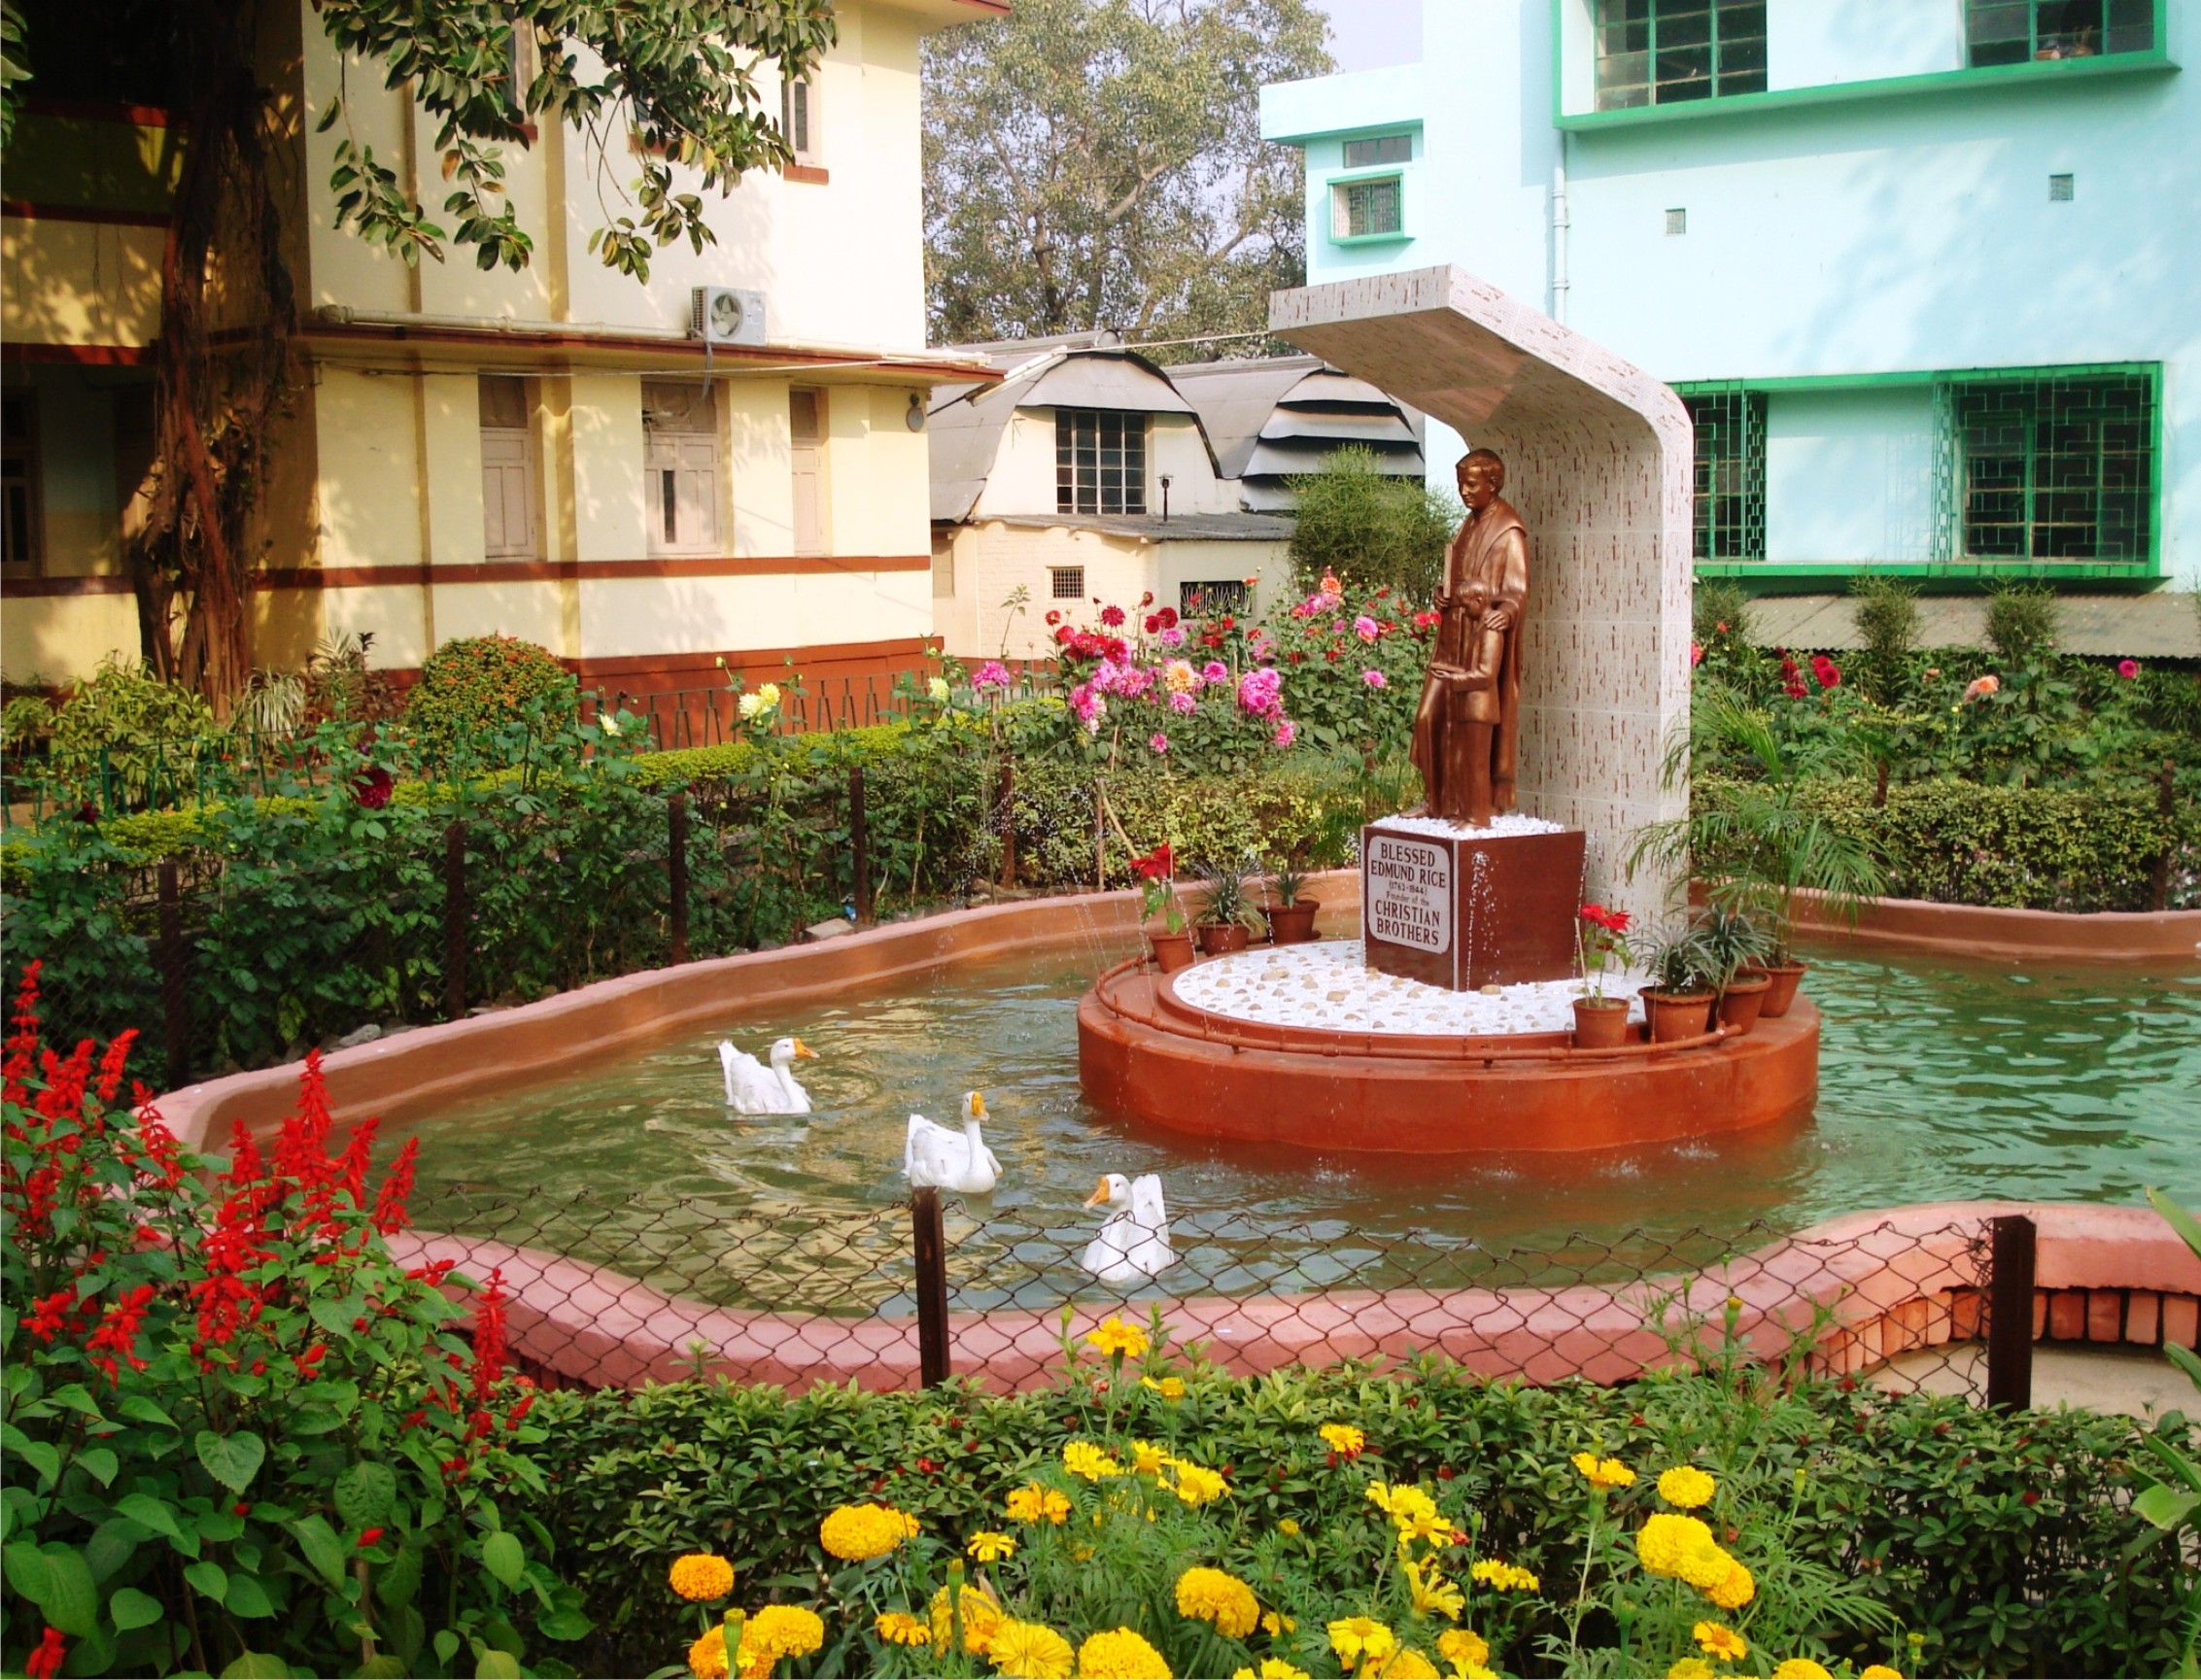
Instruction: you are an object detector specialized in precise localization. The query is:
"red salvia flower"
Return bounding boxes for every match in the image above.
[374,1138,421,1234]
[86,1284,156,1383]
[23,1628,65,1679]
[470,1267,509,1399]
[93,1028,138,1105]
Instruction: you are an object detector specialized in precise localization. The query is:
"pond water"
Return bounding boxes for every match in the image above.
[390,942,2201,1312]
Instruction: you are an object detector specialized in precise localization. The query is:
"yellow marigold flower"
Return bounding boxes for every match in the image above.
[1703,1559,1755,1612]
[1085,1317,1151,1359]
[1328,1617,1397,1667]
[989,1619,1077,1679]
[670,1554,735,1602]
[1668,1662,1714,1680]
[1140,1375,1186,1399]
[1230,1663,1310,1680]
[1434,1629,1490,1678]
[1320,1423,1367,1457]
[1174,1566,1260,1639]
[1570,1452,1635,1491]
[1064,1441,1126,1482]
[1129,1440,1171,1476]
[819,1502,919,1560]
[1277,1518,1301,1538]
[1378,1651,1441,1679]
[1694,1621,1747,1662]
[1659,1466,1717,1510]
[968,1530,1017,1563]
[1402,1557,1463,1622]
[688,1627,729,1680]
[1263,1611,1297,1637]
[1860,1667,1904,1678]
[877,1611,932,1647]
[1467,1559,1539,1593]
[1006,1483,1072,1525]
[1172,1462,1227,1506]
[1771,1663,1833,1679]
[1636,1512,1732,1592]
[930,1583,1005,1656]
[1076,1627,1173,1679]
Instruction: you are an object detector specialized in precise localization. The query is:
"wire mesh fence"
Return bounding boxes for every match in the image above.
[395,1185,2020,1405]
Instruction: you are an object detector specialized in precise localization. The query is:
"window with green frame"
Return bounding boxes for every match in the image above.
[1965,0,2154,68]
[1594,0,1768,111]
[1682,390,1766,561]
[1948,371,2153,563]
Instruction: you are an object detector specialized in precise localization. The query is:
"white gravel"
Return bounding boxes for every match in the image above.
[1172,940,1644,1036]
[1371,812,1569,840]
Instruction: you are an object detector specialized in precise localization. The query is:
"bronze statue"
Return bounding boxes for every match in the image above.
[1408,448,1528,828]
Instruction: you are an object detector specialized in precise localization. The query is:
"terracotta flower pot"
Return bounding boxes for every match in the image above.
[1717,974,1772,1036]
[1642,989,1716,1044]
[1149,930,1194,974]
[1195,923,1252,957]
[1571,996,1632,1049]
[1267,901,1321,945]
[1751,962,1808,1017]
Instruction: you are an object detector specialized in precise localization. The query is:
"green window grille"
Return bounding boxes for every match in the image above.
[1965,0,2153,67]
[1942,371,2154,563]
[1334,176,1402,239]
[1594,0,1768,111]
[1055,410,1147,516]
[1683,390,1767,562]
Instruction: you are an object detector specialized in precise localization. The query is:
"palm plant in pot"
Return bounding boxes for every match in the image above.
[1191,860,1264,956]
[1697,904,1777,1035]
[1636,919,1718,1043]
[1131,843,1192,974]
[1630,684,1885,1017]
[1266,855,1321,945]
[1571,902,1635,1048]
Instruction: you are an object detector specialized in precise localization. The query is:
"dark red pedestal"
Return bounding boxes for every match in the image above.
[1360,821,1587,990]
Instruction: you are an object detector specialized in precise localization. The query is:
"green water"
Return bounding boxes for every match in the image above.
[392,944,2201,1312]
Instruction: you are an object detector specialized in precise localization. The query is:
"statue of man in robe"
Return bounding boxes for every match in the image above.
[1408,449,1529,828]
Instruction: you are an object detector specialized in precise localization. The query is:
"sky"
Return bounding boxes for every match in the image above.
[1312,0,1422,72]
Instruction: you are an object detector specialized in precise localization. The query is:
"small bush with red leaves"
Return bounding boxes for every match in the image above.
[0,963,590,1679]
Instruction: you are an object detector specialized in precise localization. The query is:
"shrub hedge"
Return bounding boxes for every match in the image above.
[515,1361,2193,1679]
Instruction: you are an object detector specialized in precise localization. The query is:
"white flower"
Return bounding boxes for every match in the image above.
[927,676,950,703]
[601,713,622,737]
[739,682,782,722]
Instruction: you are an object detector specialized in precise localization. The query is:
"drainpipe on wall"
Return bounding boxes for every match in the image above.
[1551,132,1571,327]
[1159,474,1172,522]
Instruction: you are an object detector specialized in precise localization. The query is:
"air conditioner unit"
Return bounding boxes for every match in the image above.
[691,286,768,347]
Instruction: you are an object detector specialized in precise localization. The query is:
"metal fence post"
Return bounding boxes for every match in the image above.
[155,859,190,1092]
[849,765,873,926]
[443,821,468,1021]
[911,1185,950,1389]
[1986,1214,2037,1410]
[668,790,691,965]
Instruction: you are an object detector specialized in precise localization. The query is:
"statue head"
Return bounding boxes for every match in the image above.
[1456,449,1505,510]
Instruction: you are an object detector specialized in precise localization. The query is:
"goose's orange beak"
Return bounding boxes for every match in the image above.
[970,1091,988,1119]
[793,1038,818,1059]
[1083,1176,1113,1208]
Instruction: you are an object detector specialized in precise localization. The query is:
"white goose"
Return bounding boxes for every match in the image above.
[904,1092,1002,1194]
[1081,1172,1174,1284]
[718,1036,817,1114]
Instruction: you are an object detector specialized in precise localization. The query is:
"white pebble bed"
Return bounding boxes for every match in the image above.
[1172,940,1645,1037]
[1371,812,1568,840]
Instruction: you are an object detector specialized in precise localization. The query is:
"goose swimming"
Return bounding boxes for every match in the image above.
[719,1036,816,1114]
[1081,1172,1173,1283]
[904,1091,1002,1194]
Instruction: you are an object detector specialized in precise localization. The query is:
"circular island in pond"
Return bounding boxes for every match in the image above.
[1078,940,1819,1155]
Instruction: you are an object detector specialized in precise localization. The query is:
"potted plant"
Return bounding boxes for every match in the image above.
[1571,902,1634,1048]
[1131,843,1192,974]
[1265,857,1321,945]
[1630,684,1886,1018]
[1636,920,1717,1043]
[1696,904,1775,1035]
[1191,861,1262,957]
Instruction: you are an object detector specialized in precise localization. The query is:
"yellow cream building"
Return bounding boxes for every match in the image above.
[2,0,999,698]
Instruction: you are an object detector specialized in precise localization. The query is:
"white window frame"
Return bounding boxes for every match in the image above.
[478,376,539,561]
[643,381,722,557]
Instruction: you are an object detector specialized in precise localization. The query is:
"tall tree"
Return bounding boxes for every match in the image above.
[0,0,833,710]
[922,0,1330,351]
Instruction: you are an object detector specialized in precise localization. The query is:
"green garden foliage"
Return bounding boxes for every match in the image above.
[511,1357,2194,1680]
[1286,446,1457,602]
[1,658,221,812]
[401,636,578,759]
[1984,582,2063,664]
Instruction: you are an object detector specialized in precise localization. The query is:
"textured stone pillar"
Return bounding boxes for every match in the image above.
[1270,265,1693,918]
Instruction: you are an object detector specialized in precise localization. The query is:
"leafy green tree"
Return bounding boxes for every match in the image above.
[922,0,1329,349]
[0,0,832,709]
[1286,446,1457,601]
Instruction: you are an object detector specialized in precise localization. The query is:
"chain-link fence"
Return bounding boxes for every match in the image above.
[393,1187,2030,1405]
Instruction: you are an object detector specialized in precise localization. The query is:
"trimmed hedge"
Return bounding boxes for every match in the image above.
[1697,775,2199,911]
[515,1361,2193,1680]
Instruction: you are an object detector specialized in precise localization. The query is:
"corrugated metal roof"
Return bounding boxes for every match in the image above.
[1743,592,2201,660]
[986,511,1298,543]
[1169,356,1424,487]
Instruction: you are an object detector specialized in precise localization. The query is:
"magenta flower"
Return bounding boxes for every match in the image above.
[1690,642,1704,668]
[1236,667,1285,720]
[1168,691,1195,715]
[1201,660,1229,685]
[1148,732,1170,756]
[1100,604,1126,628]
[1273,719,1297,747]
[1361,669,1387,689]
[2117,658,2141,678]
[1158,627,1186,648]
[1354,614,1380,641]
[973,660,1013,691]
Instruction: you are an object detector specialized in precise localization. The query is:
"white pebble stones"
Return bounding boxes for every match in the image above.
[1172,939,1646,1037]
